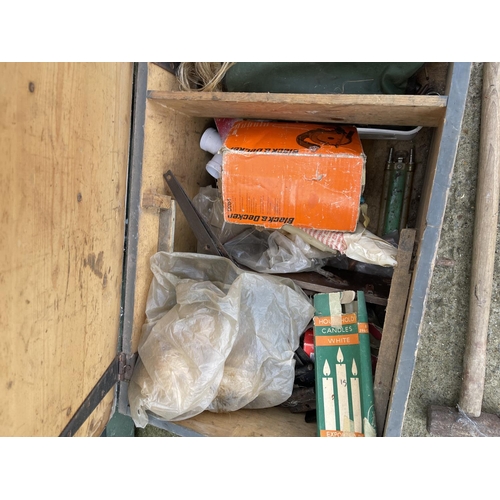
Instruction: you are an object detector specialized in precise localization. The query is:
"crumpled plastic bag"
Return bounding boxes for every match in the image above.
[192,186,333,272]
[343,224,398,267]
[224,227,334,273]
[283,223,398,267]
[192,185,251,247]
[128,252,315,428]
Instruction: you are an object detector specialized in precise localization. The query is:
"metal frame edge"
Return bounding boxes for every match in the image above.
[384,62,473,436]
[116,62,149,416]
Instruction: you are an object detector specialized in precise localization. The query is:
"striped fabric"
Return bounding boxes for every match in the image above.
[301,228,348,253]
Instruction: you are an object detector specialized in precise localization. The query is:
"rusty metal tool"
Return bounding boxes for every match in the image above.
[377,147,393,236]
[163,170,234,261]
[399,148,414,232]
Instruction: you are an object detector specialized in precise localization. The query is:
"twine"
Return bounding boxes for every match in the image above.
[177,62,236,92]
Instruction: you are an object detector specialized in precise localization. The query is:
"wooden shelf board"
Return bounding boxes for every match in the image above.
[147,91,448,127]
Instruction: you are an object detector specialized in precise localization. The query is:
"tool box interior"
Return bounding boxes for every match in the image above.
[1,62,470,437]
[118,62,470,437]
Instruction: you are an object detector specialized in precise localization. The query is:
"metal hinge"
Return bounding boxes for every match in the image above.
[118,352,137,382]
[59,352,137,437]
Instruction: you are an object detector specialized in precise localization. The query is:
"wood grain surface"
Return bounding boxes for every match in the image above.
[148,91,447,127]
[373,229,416,435]
[0,63,133,436]
[129,63,212,353]
[173,407,317,437]
[459,62,500,416]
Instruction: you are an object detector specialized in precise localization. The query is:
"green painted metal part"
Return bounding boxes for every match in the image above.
[103,410,135,437]
[383,156,408,237]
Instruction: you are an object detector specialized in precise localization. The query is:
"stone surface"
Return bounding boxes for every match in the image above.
[402,62,500,436]
[136,424,179,437]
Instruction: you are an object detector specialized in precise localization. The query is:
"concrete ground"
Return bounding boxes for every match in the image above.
[135,62,499,437]
[402,62,500,436]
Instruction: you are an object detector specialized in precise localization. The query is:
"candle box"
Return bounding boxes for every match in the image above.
[220,120,366,232]
[313,291,376,437]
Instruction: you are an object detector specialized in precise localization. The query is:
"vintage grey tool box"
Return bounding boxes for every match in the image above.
[0,62,471,437]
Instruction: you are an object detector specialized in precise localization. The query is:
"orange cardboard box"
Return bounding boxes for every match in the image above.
[221,121,366,232]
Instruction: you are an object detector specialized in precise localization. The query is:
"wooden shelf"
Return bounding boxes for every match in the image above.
[160,406,317,437]
[147,90,448,127]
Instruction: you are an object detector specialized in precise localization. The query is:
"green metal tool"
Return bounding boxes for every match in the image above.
[377,148,394,236]
[382,151,409,237]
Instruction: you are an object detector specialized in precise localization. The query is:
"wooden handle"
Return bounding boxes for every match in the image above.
[459,62,500,416]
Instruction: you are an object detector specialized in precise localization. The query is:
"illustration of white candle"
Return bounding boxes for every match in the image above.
[322,359,336,430]
[350,358,362,433]
[336,348,349,430]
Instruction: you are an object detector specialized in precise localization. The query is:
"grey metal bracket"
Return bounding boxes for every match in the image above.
[59,352,136,437]
[152,63,180,75]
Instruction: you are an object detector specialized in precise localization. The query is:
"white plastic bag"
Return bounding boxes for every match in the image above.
[283,223,398,267]
[192,185,334,272]
[128,252,314,427]
[192,186,251,246]
[224,228,334,273]
[343,224,398,267]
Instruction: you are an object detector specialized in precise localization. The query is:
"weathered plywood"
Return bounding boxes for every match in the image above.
[148,91,448,127]
[414,64,457,240]
[373,229,416,435]
[0,63,133,436]
[174,407,317,437]
[129,63,212,353]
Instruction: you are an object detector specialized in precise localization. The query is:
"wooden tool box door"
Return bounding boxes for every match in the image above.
[0,63,134,437]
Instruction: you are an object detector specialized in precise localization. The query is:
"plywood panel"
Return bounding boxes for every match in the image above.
[373,229,416,435]
[173,407,317,437]
[0,63,133,436]
[148,91,448,127]
[129,63,212,353]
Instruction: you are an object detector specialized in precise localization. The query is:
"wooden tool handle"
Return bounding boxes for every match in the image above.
[459,62,500,416]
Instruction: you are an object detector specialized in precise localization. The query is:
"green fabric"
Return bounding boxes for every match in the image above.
[224,62,424,95]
